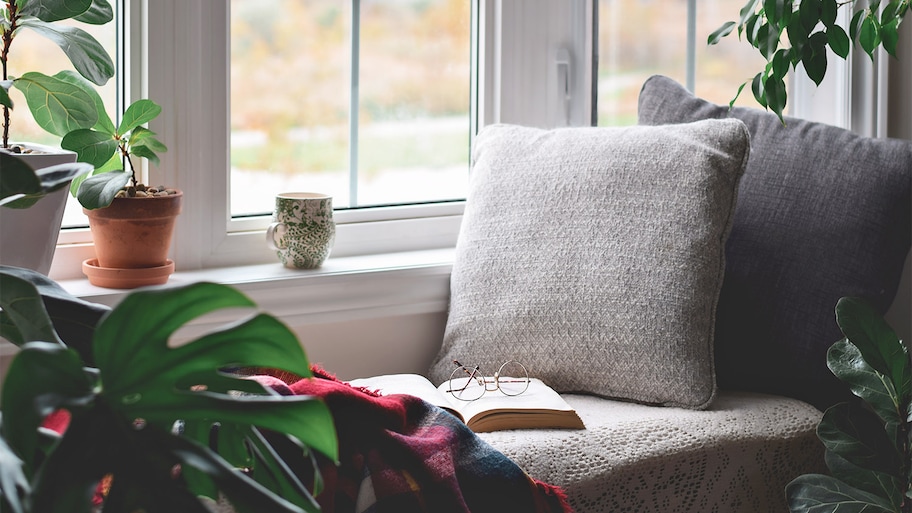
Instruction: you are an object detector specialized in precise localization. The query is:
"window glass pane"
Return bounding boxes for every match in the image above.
[596,0,779,127]
[230,0,471,217]
[5,10,118,227]
[356,0,471,207]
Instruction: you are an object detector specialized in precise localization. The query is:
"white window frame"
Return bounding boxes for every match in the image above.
[49,0,595,281]
[48,0,885,282]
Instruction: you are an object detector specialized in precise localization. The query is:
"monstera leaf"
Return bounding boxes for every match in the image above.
[0,275,337,513]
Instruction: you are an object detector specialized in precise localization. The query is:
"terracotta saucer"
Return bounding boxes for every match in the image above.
[82,258,175,289]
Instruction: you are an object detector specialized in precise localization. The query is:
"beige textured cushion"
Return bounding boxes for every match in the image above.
[478,391,825,513]
[427,120,750,408]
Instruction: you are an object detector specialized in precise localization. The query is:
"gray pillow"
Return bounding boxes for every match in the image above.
[428,120,751,409]
[637,75,912,410]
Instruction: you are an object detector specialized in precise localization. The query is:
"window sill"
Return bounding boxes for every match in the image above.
[57,248,455,325]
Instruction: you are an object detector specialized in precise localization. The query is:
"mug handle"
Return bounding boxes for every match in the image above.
[266,222,287,250]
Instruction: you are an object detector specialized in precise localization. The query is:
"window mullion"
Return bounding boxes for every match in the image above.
[350,0,361,208]
[146,0,230,270]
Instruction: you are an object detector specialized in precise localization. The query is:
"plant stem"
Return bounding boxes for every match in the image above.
[122,143,138,187]
[1,0,20,149]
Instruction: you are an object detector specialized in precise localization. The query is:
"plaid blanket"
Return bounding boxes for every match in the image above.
[278,368,573,513]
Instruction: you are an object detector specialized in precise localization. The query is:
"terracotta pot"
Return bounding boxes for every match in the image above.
[84,190,183,270]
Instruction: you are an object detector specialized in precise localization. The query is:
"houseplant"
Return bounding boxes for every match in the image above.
[709,0,909,121]
[0,265,338,512]
[0,152,92,273]
[1,0,115,274]
[57,82,179,288]
[786,297,911,513]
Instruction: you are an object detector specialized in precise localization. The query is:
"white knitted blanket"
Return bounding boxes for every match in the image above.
[478,391,824,513]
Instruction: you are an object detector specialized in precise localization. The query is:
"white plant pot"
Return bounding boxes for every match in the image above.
[0,143,78,276]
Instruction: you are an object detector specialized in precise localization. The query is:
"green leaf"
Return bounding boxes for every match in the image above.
[0,152,41,205]
[708,21,737,45]
[0,84,11,109]
[69,152,123,198]
[836,297,911,404]
[61,128,118,168]
[0,272,64,347]
[828,339,903,433]
[799,0,822,33]
[802,31,829,86]
[73,0,113,24]
[764,0,790,29]
[757,22,780,59]
[751,72,768,108]
[91,283,338,460]
[820,0,838,27]
[54,70,115,135]
[859,14,881,59]
[18,0,93,22]
[739,0,761,25]
[771,48,791,80]
[825,451,904,510]
[880,1,900,24]
[0,342,94,474]
[75,170,130,210]
[850,8,866,43]
[0,415,30,513]
[880,18,899,57]
[129,126,167,155]
[0,266,108,365]
[117,99,162,137]
[786,474,895,513]
[745,12,763,44]
[728,81,749,109]
[818,402,902,475]
[828,24,851,59]
[764,74,787,122]
[129,143,160,166]
[787,14,809,55]
[12,71,97,137]
[18,19,114,86]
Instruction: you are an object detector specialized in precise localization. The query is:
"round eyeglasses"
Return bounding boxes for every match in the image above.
[446,360,530,401]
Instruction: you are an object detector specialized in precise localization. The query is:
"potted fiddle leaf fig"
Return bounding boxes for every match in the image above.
[57,82,179,288]
[0,0,115,274]
[0,265,338,513]
[709,0,909,121]
[786,297,911,513]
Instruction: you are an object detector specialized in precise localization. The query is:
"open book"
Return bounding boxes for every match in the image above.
[347,374,585,433]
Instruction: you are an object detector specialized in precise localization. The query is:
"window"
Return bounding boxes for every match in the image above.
[595,0,779,127]
[229,0,472,216]
[48,0,874,281]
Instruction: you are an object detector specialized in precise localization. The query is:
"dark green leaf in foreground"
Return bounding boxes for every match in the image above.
[787,473,895,513]
[836,297,911,405]
[0,416,29,513]
[818,402,902,475]
[0,343,94,474]
[825,451,904,511]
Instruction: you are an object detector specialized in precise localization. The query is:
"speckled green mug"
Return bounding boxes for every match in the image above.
[266,192,335,269]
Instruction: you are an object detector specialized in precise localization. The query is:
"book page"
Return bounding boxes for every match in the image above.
[347,374,464,422]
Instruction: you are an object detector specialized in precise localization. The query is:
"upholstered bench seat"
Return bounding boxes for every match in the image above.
[479,391,825,513]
